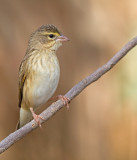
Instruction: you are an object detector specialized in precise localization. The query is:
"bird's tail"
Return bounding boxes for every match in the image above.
[16,120,20,130]
[16,108,32,129]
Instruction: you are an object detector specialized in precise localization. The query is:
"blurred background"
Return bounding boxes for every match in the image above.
[0,0,137,159]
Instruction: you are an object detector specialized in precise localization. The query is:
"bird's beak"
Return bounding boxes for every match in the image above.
[56,35,69,42]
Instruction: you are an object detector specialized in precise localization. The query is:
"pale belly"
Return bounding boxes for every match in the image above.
[31,66,60,109]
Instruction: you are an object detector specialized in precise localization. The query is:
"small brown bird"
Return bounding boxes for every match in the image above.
[17,24,69,129]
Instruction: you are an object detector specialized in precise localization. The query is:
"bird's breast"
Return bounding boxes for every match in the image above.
[27,51,60,109]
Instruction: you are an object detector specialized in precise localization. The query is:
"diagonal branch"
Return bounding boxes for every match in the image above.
[0,36,137,154]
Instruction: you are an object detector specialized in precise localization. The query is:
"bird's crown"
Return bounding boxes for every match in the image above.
[36,24,61,37]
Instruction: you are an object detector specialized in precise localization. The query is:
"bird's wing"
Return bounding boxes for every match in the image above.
[18,61,27,108]
[18,49,36,108]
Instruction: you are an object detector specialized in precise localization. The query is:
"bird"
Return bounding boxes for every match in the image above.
[16,24,69,129]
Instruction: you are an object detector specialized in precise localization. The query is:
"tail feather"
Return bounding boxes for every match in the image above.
[16,120,20,130]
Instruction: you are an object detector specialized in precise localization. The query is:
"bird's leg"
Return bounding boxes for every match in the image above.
[30,108,44,128]
[48,95,70,109]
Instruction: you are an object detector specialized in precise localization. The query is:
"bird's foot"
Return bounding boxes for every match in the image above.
[57,95,70,109]
[33,114,44,128]
[49,95,70,109]
[30,108,44,128]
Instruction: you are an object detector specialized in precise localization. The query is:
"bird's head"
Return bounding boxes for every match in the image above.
[29,24,69,51]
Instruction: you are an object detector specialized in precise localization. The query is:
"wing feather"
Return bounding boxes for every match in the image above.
[18,49,37,108]
[18,61,27,108]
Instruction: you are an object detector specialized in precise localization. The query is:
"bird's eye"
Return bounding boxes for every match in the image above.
[48,34,55,38]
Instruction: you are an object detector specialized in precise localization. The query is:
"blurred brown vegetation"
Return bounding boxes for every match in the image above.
[0,0,137,160]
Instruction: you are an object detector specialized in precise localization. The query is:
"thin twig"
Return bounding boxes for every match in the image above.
[0,36,137,154]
